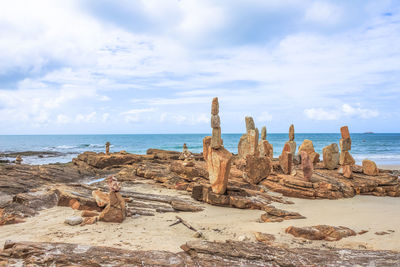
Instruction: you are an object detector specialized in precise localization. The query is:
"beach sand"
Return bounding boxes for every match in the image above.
[1,182,399,253]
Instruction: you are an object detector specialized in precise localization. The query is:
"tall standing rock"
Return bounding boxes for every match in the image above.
[245,116,255,133]
[301,151,313,181]
[203,98,232,194]
[105,142,110,155]
[279,143,292,174]
[339,126,354,178]
[210,97,223,149]
[261,126,267,141]
[322,143,339,170]
[289,124,295,141]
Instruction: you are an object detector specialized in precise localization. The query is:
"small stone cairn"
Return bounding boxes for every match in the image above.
[15,155,23,165]
[105,142,110,155]
[339,126,355,178]
[98,175,126,223]
[179,143,195,166]
[203,97,232,194]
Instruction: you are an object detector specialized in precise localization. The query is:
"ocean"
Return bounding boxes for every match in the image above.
[0,133,399,166]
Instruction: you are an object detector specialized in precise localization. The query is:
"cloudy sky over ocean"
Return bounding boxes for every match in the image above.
[0,0,399,134]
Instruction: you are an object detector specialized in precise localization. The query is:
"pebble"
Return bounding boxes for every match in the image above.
[64,216,83,226]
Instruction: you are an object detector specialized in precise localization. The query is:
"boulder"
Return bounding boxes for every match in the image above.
[301,151,313,181]
[322,143,339,170]
[211,115,220,128]
[284,141,296,156]
[204,137,232,194]
[285,225,356,241]
[98,191,126,223]
[362,159,379,176]
[298,139,315,154]
[211,97,219,115]
[340,126,351,139]
[340,138,352,151]
[211,127,223,149]
[242,155,271,184]
[238,129,259,158]
[339,151,355,165]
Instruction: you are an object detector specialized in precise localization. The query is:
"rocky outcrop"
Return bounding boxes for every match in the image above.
[363,159,379,176]
[3,240,400,266]
[322,143,340,170]
[72,151,146,169]
[285,225,357,241]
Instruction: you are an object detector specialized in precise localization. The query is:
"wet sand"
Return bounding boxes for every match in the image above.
[1,182,399,253]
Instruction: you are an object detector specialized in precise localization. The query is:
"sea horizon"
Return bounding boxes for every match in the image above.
[1,133,399,166]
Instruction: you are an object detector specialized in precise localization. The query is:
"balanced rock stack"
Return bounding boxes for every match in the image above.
[259,126,273,158]
[339,126,355,178]
[237,117,271,184]
[203,97,232,194]
[179,143,194,166]
[298,139,320,181]
[279,125,296,175]
[322,143,340,170]
[15,155,23,165]
[98,176,126,223]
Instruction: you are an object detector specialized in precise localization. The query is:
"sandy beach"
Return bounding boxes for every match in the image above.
[1,181,399,253]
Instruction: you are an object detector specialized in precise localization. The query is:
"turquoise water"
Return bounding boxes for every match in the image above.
[0,133,399,165]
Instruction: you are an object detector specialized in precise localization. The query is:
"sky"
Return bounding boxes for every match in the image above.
[0,0,399,134]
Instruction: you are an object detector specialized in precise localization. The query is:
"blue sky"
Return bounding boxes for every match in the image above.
[0,0,399,134]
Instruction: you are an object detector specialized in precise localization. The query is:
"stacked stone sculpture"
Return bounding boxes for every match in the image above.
[339,126,355,178]
[203,97,232,194]
[105,142,110,155]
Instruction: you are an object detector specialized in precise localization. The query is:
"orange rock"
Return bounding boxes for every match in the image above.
[69,199,80,210]
[81,216,98,226]
[98,191,126,223]
[340,151,355,165]
[211,97,219,115]
[298,139,315,154]
[286,225,356,241]
[340,126,350,139]
[81,210,99,217]
[322,143,339,170]
[259,140,273,158]
[362,159,379,176]
[279,151,292,175]
[92,190,109,207]
[242,154,271,184]
[204,137,232,194]
[343,165,353,178]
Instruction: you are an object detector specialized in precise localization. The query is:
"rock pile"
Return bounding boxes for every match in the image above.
[98,175,126,223]
[203,97,232,194]
[339,126,355,178]
[179,143,195,166]
[15,155,22,165]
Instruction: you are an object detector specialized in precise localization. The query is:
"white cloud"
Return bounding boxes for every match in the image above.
[304,104,379,120]
[257,112,273,123]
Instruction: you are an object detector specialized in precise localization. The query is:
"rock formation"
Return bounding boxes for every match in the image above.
[339,126,355,178]
[179,143,195,166]
[203,97,232,194]
[242,155,271,184]
[105,142,110,155]
[362,159,379,176]
[322,143,339,170]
